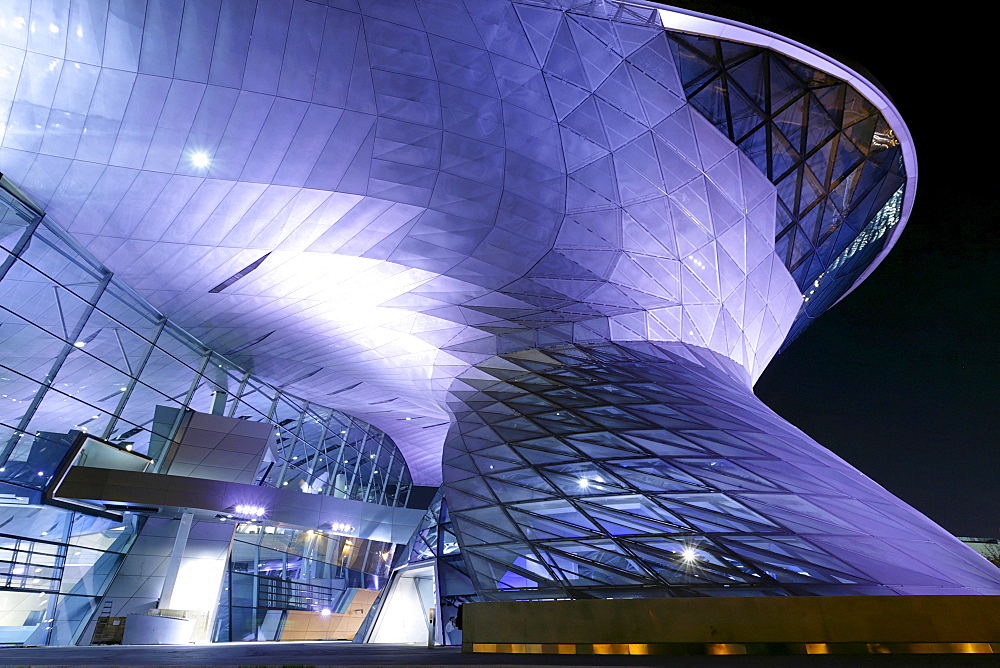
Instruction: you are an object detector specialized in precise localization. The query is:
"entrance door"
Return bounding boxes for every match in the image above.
[365,564,435,644]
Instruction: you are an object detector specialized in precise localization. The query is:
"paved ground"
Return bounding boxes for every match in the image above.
[0,642,996,667]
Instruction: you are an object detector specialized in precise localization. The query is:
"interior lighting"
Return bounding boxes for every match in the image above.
[73,341,86,348]
[321,608,331,616]
[328,522,354,533]
[234,504,266,517]
[190,151,210,168]
[577,477,590,489]
[681,547,698,563]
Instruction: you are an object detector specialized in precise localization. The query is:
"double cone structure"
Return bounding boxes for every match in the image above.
[0,0,996,642]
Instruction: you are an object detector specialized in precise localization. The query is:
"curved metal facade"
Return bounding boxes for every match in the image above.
[0,0,915,480]
[441,342,1000,598]
[0,0,994,633]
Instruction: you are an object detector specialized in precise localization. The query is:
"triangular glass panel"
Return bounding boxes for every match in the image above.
[505,507,600,541]
[543,16,590,89]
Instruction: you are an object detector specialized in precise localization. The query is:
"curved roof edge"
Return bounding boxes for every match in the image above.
[637,1,916,305]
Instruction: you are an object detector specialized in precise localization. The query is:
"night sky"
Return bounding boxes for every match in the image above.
[669,2,999,537]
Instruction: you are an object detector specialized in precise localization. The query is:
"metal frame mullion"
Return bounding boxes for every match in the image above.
[101,316,167,440]
[326,424,349,497]
[1,271,112,461]
[289,404,307,485]
[363,436,385,503]
[0,211,42,285]
[180,348,214,410]
[346,431,367,500]
[227,371,251,418]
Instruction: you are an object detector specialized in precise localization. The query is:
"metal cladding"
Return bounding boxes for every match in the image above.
[439,342,1000,598]
[0,0,912,481]
[1,0,994,605]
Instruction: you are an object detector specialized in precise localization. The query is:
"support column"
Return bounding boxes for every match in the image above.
[159,512,194,611]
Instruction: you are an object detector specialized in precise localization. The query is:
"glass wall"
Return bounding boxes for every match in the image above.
[215,522,396,642]
[0,175,411,504]
[0,175,413,643]
[0,505,141,645]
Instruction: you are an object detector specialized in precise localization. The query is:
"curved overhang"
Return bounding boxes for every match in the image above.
[647,1,916,306]
[0,0,917,486]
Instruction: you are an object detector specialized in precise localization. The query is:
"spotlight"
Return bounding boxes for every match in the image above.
[325,521,355,534]
[234,504,266,518]
[191,151,211,168]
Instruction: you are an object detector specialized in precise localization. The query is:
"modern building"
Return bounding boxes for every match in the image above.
[0,0,996,648]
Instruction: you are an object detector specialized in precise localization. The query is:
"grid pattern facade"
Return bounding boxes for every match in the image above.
[665,31,907,336]
[0,0,990,634]
[0,533,65,593]
[0,178,412,506]
[0,0,913,476]
[441,342,1000,599]
[0,177,411,643]
[0,504,140,646]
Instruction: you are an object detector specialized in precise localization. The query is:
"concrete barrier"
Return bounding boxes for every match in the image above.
[463,596,1000,655]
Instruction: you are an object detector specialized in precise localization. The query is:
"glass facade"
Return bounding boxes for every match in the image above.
[0,507,140,646]
[0,175,412,507]
[437,342,1000,599]
[0,176,412,643]
[664,30,907,338]
[215,522,396,642]
[796,185,905,330]
[2,0,994,648]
